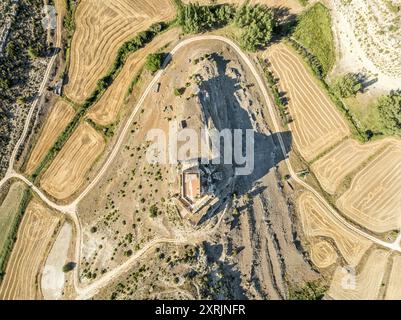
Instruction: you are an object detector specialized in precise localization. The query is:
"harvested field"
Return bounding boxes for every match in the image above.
[385,254,401,300]
[311,138,389,194]
[25,100,75,175]
[0,199,60,300]
[309,240,337,269]
[265,43,350,161]
[87,28,179,126]
[298,192,372,266]
[328,249,390,300]
[64,0,175,103]
[0,182,28,272]
[337,141,401,233]
[40,122,105,200]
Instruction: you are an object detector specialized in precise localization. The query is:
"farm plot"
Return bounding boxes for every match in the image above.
[298,191,372,267]
[0,199,60,300]
[265,44,349,161]
[87,28,179,126]
[328,249,390,300]
[337,141,401,233]
[309,240,337,269]
[40,122,105,200]
[384,254,401,300]
[25,100,75,175]
[0,182,28,274]
[64,0,175,103]
[311,138,389,194]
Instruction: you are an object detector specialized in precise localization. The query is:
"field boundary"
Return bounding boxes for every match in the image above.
[30,22,172,181]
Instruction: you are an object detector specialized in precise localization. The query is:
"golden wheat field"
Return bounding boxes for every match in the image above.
[87,28,179,125]
[264,43,350,161]
[64,0,175,103]
[26,100,75,175]
[311,138,389,194]
[0,199,60,300]
[309,240,338,269]
[298,192,372,267]
[336,141,401,233]
[384,254,401,300]
[328,249,390,300]
[40,122,105,200]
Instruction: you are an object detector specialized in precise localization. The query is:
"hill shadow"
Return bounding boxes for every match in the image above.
[194,52,292,224]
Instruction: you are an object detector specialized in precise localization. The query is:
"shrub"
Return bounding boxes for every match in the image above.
[377,91,401,136]
[145,53,164,73]
[333,73,362,98]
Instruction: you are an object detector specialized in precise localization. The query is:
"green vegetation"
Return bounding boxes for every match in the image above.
[87,119,116,138]
[234,4,274,52]
[62,262,76,273]
[289,281,327,300]
[292,3,335,76]
[174,87,185,97]
[31,22,169,181]
[0,187,31,282]
[177,2,235,34]
[260,59,289,125]
[333,73,363,98]
[149,204,159,218]
[298,0,309,6]
[145,53,164,73]
[377,91,401,136]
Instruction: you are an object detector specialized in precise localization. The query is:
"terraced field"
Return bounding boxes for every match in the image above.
[25,100,75,175]
[40,122,105,200]
[265,43,350,161]
[87,28,179,125]
[328,249,390,300]
[337,141,401,233]
[312,138,389,194]
[309,240,337,269]
[64,0,175,103]
[0,200,60,300]
[298,192,372,267]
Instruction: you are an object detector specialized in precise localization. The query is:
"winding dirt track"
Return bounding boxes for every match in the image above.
[2,35,401,299]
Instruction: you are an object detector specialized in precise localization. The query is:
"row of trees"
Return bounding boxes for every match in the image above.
[177,2,274,52]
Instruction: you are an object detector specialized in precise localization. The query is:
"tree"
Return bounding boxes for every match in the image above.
[235,5,274,52]
[333,73,362,98]
[149,204,158,217]
[377,91,401,135]
[62,262,76,273]
[145,53,164,73]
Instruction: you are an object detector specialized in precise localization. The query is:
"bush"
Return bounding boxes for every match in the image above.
[235,4,274,52]
[145,53,164,73]
[149,204,158,218]
[333,73,362,98]
[289,281,327,300]
[377,91,401,136]
[62,262,76,273]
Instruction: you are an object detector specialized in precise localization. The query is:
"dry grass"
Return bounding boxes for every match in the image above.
[298,191,372,267]
[384,254,401,300]
[0,199,60,300]
[328,249,390,300]
[40,122,105,200]
[64,0,175,103]
[337,141,401,233]
[87,28,179,125]
[311,138,390,194]
[25,100,75,175]
[264,43,350,161]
